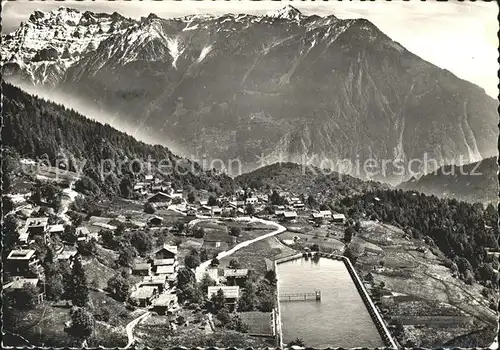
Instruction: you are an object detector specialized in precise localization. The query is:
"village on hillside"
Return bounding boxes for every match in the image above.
[3,161,498,348]
[3,163,357,347]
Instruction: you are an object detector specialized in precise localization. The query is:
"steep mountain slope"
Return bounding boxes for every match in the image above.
[398,156,498,204]
[1,82,235,196]
[3,6,498,181]
[1,7,136,85]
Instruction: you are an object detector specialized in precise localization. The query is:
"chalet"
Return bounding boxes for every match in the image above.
[319,210,332,220]
[151,185,166,193]
[7,249,38,276]
[133,183,147,192]
[257,194,269,203]
[207,286,240,307]
[294,202,305,210]
[171,192,183,199]
[211,206,222,216]
[275,210,285,217]
[132,263,152,276]
[332,213,346,224]
[141,275,168,293]
[224,269,249,286]
[130,286,158,307]
[48,224,64,235]
[56,249,78,263]
[199,205,212,216]
[148,216,163,226]
[4,278,44,303]
[311,213,324,223]
[153,258,176,267]
[278,211,297,222]
[154,244,178,260]
[24,217,49,236]
[222,207,234,216]
[245,197,258,205]
[76,226,96,242]
[93,222,117,231]
[152,294,178,315]
[229,200,245,208]
[155,265,176,275]
[186,208,197,217]
[147,192,172,204]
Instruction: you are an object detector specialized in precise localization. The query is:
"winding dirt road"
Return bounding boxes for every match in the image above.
[195,216,286,281]
[124,311,151,348]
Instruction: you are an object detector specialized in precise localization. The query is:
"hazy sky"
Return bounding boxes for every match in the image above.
[2,0,499,97]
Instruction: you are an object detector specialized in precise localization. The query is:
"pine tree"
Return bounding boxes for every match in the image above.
[70,256,89,307]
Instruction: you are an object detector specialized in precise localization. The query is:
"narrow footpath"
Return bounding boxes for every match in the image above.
[59,180,79,224]
[124,311,151,348]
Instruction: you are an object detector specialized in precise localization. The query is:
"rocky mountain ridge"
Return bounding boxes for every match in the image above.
[2,5,497,181]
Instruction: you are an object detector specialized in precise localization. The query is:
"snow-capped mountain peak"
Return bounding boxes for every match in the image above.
[265,5,304,21]
[1,7,137,85]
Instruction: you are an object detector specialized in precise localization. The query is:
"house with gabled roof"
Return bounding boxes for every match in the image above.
[332,213,346,224]
[48,224,64,235]
[141,275,168,293]
[132,263,152,276]
[147,192,172,204]
[311,212,324,223]
[278,211,297,222]
[152,294,178,315]
[130,286,158,307]
[153,258,176,266]
[155,265,176,275]
[24,217,49,235]
[154,244,178,260]
[224,269,249,286]
[208,286,240,308]
[319,210,332,220]
[4,277,44,303]
[7,249,39,276]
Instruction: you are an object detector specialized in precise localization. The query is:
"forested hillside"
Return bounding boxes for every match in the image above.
[338,189,498,287]
[398,157,498,204]
[2,82,235,196]
[236,162,387,200]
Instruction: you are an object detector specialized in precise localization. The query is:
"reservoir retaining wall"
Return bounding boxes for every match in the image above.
[321,252,398,349]
[274,252,398,349]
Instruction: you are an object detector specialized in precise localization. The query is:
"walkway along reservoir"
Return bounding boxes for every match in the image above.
[276,254,395,348]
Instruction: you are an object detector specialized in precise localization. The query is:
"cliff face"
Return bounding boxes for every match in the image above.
[3,6,498,180]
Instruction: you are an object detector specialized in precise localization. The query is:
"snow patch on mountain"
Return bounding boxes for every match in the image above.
[166,36,184,68]
[265,5,303,21]
[197,45,213,63]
